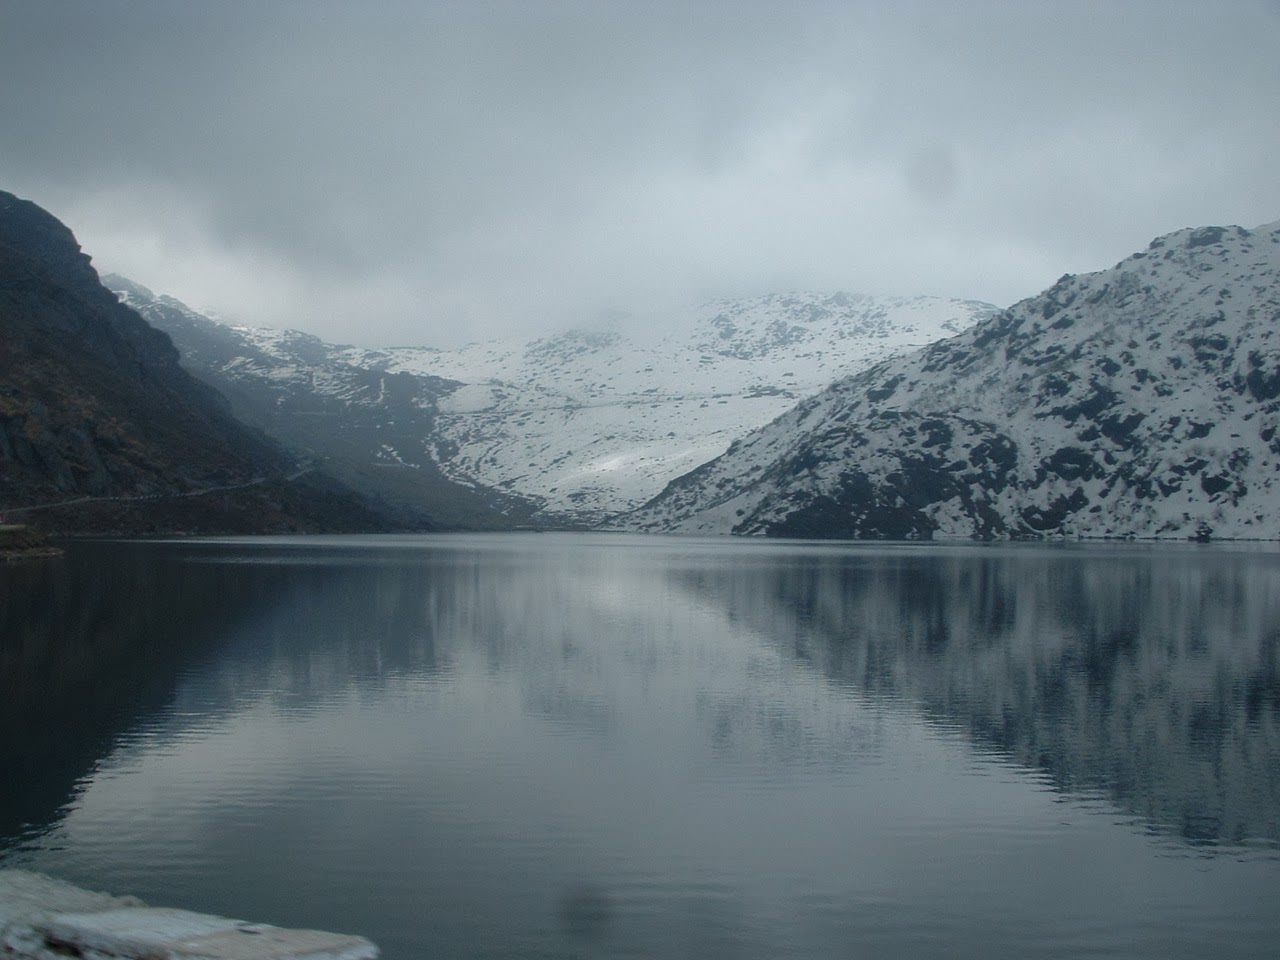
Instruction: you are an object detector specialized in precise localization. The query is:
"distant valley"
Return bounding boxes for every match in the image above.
[110,279,995,527]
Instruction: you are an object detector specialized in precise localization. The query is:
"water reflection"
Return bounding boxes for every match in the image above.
[3,535,1279,959]
[0,542,288,846]
[5,537,1278,855]
[667,544,1280,848]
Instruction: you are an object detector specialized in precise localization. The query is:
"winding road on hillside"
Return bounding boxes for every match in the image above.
[0,466,314,519]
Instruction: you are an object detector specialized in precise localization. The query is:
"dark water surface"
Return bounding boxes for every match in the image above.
[2,534,1278,959]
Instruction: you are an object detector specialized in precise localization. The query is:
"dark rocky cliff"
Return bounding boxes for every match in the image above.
[0,191,392,533]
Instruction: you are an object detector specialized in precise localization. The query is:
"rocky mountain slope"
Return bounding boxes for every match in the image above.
[106,276,532,529]
[112,283,995,525]
[0,191,391,533]
[621,221,1280,540]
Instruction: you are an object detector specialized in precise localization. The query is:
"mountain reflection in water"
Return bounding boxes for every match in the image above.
[669,544,1280,848]
[2,535,1278,960]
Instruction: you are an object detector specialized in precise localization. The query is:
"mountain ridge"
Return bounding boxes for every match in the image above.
[0,191,395,533]
[619,220,1280,540]
[107,274,544,529]
[112,281,996,525]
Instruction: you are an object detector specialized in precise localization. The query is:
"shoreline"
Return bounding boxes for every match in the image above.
[0,525,62,562]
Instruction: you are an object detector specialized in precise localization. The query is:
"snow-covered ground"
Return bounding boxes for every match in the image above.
[622,222,1280,540]
[0,870,376,960]
[329,293,995,521]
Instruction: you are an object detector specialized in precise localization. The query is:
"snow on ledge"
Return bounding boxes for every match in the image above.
[0,870,378,960]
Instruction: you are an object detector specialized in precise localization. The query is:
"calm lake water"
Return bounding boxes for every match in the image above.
[2,534,1279,959]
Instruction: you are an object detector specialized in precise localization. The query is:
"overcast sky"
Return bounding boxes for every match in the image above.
[2,1,1277,346]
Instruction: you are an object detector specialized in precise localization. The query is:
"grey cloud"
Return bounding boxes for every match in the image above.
[1,0,1277,345]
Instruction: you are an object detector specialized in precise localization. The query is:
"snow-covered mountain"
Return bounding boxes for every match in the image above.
[107,282,995,525]
[620,222,1280,540]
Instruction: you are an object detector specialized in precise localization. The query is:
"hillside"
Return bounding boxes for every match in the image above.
[112,282,995,526]
[621,221,1280,540]
[0,191,392,534]
[107,276,534,529]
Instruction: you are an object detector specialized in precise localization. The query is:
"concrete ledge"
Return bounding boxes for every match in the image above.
[0,871,377,960]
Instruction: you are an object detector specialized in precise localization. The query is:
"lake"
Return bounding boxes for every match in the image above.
[2,534,1278,959]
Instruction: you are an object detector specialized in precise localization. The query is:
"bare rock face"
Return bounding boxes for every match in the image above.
[623,221,1280,540]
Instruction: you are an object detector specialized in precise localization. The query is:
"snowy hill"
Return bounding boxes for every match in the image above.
[337,293,993,522]
[108,282,994,525]
[620,222,1280,540]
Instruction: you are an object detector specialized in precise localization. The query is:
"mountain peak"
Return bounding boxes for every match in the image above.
[622,219,1280,540]
[0,191,101,298]
[100,272,156,302]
